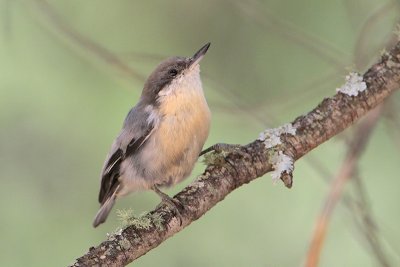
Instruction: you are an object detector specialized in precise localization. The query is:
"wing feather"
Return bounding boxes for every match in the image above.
[98,123,154,204]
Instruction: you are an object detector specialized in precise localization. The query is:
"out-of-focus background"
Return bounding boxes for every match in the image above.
[1,0,400,266]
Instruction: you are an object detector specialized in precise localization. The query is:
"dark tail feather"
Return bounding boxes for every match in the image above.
[93,190,118,227]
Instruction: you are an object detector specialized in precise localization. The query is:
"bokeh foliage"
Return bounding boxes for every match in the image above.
[1,0,399,266]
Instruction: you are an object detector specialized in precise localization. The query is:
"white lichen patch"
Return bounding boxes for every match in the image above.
[258,123,297,149]
[270,151,294,182]
[197,181,205,188]
[336,72,367,96]
[280,123,297,135]
[260,132,281,148]
[116,208,135,227]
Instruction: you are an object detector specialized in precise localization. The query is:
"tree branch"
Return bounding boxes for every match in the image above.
[70,41,400,267]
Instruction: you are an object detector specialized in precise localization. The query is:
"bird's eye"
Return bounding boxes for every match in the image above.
[168,69,178,77]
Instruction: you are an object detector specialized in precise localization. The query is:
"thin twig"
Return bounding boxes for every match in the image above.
[305,105,384,267]
[352,170,392,267]
[384,100,400,152]
[31,0,145,82]
[354,1,400,69]
[232,0,348,69]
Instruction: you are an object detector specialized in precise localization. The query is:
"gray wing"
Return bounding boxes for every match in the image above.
[98,106,154,204]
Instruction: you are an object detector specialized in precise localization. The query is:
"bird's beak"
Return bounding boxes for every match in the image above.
[189,42,210,68]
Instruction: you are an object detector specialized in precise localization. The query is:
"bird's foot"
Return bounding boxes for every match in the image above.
[200,143,245,157]
[152,186,184,225]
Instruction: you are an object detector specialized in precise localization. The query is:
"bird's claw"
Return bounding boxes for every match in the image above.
[200,143,245,157]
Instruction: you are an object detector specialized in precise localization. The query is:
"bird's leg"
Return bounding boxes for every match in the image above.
[152,185,183,224]
[200,143,244,157]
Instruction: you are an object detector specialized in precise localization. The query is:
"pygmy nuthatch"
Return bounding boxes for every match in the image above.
[93,43,211,227]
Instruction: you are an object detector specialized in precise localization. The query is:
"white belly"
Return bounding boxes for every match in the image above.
[119,93,211,194]
[143,97,211,187]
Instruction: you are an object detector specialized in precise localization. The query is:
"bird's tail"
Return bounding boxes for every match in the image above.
[93,188,118,228]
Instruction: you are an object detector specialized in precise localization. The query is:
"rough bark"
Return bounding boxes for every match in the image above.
[70,41,400,267]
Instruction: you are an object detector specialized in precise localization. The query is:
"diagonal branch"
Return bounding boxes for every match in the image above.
[32,0,146,82]
[70,41,400,267]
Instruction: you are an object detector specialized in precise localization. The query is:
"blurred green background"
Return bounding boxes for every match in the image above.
[1,0,400,266]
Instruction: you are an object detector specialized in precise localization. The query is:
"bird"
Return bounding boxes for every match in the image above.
[93,43,211,227]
